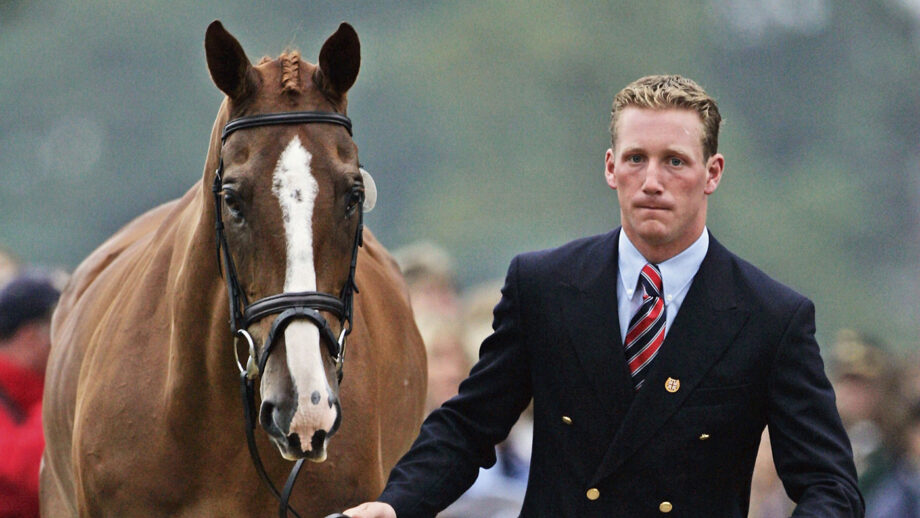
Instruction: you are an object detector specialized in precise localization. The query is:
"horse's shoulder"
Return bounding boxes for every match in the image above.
[355,228,407,293]
[57,198,184,321]
[353,227,418,336]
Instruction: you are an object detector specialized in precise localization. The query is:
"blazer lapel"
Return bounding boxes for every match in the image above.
[560,229,634,420]
[591,234,751,484]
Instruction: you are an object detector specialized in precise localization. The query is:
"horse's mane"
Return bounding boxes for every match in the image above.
[258,51,304,94]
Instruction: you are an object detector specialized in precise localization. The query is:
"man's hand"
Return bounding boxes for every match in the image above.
[342,501,396,518]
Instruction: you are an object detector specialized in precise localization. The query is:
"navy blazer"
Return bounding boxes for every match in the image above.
[379,229,862,517]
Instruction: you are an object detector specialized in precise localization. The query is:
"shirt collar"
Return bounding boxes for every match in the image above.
[618,228,709,304]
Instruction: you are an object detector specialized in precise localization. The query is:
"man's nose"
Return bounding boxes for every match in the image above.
[641,161,665,193]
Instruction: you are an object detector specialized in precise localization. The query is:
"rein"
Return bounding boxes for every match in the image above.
[212,111,363,518]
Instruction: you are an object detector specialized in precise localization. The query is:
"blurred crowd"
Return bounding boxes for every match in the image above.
[393,240,920,518]
[750,328,920,518]
[393,242,531,518]
[1,238,918,517]
[0,248,65,518]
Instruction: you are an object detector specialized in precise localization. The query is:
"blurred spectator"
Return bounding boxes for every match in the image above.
[393,241,466,405]
[0,269,61,518]
[750,328,905,516]
[393,242,531,517]
[393,241,468,415]
[392,241,460,318]
[460,278,531,481]
[0,248,20,289]
[458,279,504,364]
[748,428,794,518]
[898,350,920,409]
[415,314,469,415]
[438,279,531,518]
[829,329,900,500]
[867,401,920,517]
[413,310,526,518]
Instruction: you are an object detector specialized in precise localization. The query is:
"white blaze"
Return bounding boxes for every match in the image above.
[271,136,337,449]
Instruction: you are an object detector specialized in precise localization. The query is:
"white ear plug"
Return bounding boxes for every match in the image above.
[360,168,377,212]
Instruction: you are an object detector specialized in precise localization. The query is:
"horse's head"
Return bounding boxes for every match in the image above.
[205,21,375,462]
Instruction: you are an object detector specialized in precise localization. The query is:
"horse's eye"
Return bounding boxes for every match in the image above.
[223,189,244,220]
[345,188,364,218]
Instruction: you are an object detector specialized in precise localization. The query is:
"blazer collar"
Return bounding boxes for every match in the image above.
[590,232,751,483]
[560,232,633,422]
[560,228,620,293]
[560,229,635,422]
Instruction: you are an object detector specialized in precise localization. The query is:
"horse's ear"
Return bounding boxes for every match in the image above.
[315,23,360,99]
[205,20,256,101]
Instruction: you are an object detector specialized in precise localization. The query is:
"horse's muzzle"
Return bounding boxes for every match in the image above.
[260,397,341,462]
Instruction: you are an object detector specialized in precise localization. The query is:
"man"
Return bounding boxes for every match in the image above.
[0,270,61,518]
[345,75,862,517]
[828,329,897,501]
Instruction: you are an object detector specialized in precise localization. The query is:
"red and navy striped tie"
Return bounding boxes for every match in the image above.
[624,263,665,390]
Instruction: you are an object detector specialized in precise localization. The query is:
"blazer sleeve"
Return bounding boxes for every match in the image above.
[378,256,534,518]
[767,298,865,517]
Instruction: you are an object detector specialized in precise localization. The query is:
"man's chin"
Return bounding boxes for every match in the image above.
[625,222,672,245]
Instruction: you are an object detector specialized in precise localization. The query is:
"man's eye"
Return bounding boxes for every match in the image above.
[669,157,684,167]
[627,155,643,163]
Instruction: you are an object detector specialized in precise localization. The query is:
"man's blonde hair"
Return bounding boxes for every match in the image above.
[610,75,722,158]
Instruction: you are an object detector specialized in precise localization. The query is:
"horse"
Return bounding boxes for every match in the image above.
[39,21,427,517]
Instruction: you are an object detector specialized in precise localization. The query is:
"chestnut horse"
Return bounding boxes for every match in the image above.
[40,21,426,517]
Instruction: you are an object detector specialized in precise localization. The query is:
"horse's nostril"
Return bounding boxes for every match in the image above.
[259,398,296,438]
[259,401,276,433]
[311,429,327,453]
[287,432,302,453]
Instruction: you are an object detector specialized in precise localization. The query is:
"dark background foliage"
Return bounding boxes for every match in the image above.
[1,0,917,350]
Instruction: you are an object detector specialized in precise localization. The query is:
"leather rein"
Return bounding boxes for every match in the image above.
[211,111,363,518]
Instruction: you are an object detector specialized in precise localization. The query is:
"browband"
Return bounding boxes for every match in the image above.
[222,111,353,140]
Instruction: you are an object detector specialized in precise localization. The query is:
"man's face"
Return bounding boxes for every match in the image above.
[834,374,881,425]
[605,107,724,262]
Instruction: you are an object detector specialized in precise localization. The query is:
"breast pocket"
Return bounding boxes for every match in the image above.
[682,383,755,408]
[674,383,765,451]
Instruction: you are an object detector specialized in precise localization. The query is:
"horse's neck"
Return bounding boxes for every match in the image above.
[156,182,238,409]
[154,110,243,414]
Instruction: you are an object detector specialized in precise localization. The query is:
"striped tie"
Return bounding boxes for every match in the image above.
[624,263,666,390]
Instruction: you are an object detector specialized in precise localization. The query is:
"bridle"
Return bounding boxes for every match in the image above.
[214,110,361,382]
[211,110,363,518]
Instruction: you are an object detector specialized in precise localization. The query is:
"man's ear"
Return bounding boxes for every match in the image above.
[604,148,618,190]
[704,153,725,195]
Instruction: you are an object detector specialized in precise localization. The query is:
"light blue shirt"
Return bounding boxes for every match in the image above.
[616,228,710,344]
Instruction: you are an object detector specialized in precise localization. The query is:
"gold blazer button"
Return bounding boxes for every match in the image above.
[561,416,573,425]
[659,501,673,513]
[699,433,710,440]
[586,488,600,500]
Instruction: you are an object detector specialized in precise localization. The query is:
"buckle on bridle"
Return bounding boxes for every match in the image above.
[334,326,348,380]
[234,329,260,380]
